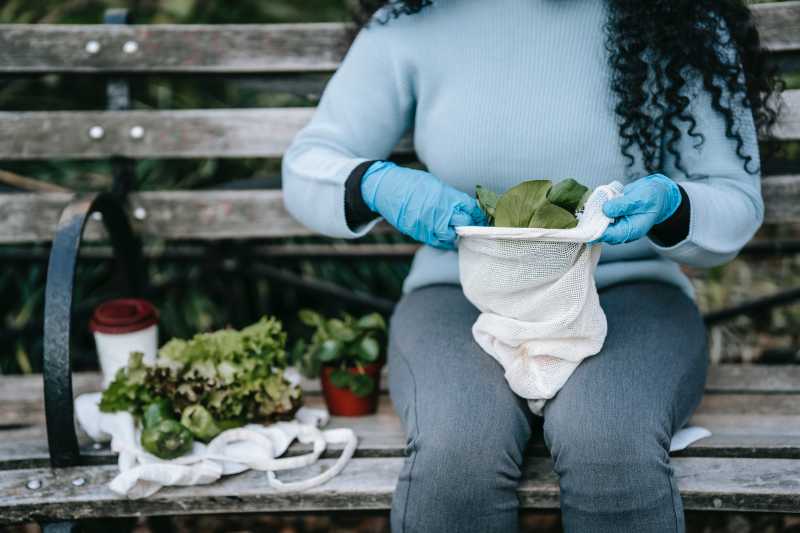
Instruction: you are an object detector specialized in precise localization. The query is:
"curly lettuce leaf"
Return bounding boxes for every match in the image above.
[100,317,302,424]
[99,352,155,414]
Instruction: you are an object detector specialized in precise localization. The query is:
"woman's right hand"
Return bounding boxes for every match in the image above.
[360,161,487,250]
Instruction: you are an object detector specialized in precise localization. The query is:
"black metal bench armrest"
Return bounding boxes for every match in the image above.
[43,192,143,468]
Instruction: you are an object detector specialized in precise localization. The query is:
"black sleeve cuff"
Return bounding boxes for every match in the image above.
[648,184,690,247]
[344,160,381,231]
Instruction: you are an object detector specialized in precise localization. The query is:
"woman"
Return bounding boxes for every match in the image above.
[282,1,782,531]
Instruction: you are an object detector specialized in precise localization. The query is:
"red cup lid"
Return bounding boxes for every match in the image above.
[89,298,159,334]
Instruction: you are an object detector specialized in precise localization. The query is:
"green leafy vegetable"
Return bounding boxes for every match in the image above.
[180,404,223,442]
[528,202,578,229]
[100,317,302,445]
[99,352,155,414]
[493,180,551,228]
[475,185,499,224]
[476,178,592,229]
[547,178,589,213]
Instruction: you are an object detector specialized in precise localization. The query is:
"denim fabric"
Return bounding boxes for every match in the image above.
[387,282,708,533]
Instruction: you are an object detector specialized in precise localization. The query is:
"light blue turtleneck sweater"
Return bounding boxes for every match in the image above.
[282,0,763,298]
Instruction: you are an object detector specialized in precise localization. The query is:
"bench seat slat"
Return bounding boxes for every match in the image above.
[696,364,800,394]
[3,369,800,470]
[1,89,796,160]
[3,367,799,426]
[5,411,800,471]
[0,3,796,73]
[2,456,799,524]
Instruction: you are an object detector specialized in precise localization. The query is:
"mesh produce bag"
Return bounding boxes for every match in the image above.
[456,182,623,414]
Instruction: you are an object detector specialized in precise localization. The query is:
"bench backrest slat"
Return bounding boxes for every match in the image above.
[0,3,796,72]
[0,190,391,242]
[0,108,414,160]
[0,88,795,160]
[0,175,795,243]
[751,1,800,54]
[0,23,348,73]
[774,88,800,140]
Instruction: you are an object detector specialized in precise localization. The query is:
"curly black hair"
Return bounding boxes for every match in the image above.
[351,0,784,178]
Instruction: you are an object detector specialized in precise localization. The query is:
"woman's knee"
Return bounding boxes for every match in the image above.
[543,411,675,511]
[397,396,533,516]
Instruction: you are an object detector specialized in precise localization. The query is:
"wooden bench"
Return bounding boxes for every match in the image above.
[1,3,800,530]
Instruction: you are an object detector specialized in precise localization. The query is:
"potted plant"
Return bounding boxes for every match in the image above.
[293,310,386,416]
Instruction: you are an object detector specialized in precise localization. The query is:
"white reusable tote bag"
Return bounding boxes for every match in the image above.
[456,182,623,414]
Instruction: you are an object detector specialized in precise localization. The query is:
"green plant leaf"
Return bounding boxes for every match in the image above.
[528,202,578,229]
[349,373,375,397]
[298,309,322,328]
[476,185,499,220]
[327,318,357,342]
[493,180,551,228]
[330,368,351,389]
[547,178,589,213]
[355,336,380,363]
[289,338,306,366]
[482,178,591,229]
[355,313,386,332]
[316,339,343,362]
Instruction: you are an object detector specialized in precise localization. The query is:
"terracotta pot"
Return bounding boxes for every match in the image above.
[320,363,383,416]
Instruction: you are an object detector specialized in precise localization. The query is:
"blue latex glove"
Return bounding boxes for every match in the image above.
[594,173,682,245]
[361,161,487,250]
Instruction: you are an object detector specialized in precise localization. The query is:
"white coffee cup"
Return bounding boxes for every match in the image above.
[89,299,159,387]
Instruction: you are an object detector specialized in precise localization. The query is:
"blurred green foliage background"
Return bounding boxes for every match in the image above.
[0,0,415,374]
[0,0,798,375]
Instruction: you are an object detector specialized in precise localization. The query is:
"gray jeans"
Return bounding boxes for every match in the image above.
[387,282,708,533]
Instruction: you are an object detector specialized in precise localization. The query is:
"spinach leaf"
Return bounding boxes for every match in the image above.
[494,180,551,228]
[477,178,592,229]
[528,202,578,229]
[547,178,589,213]
[475,185,499,223]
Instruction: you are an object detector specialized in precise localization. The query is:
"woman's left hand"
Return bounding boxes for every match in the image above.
[593,173,682,245]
